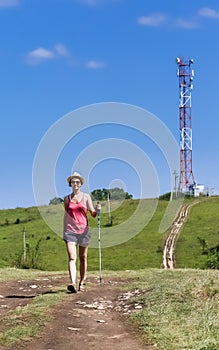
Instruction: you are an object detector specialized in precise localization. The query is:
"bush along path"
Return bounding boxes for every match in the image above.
[0,274,154,350]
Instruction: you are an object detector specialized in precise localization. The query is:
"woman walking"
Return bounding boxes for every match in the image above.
[63,171,101,293]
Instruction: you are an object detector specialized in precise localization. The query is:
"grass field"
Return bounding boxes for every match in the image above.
[128,268,219,350]
[176,197,219,268]
[0,196,218,271]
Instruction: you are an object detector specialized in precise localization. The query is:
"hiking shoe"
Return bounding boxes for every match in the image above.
[67,285,77,293]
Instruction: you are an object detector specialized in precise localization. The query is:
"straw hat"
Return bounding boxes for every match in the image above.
[67,172,85,186]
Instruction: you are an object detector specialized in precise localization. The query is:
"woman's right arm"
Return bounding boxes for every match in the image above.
[64,196,69,212]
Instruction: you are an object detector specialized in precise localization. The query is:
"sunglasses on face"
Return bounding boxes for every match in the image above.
[71,180,81,184]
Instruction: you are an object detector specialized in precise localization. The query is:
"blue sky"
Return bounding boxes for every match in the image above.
[0,0,219,209]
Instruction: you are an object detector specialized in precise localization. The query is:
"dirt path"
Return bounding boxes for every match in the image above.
[0,275,154,350]
[162,201,199,269]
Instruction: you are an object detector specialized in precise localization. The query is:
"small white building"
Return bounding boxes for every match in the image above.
[189,182,205,197]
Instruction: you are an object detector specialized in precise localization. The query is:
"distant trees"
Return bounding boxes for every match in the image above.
[49,197,64,205]
[91,187,133,201]
[48,189,132,205]
[159,192,171,201]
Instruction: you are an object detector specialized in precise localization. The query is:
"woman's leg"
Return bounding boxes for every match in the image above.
[79,246,88,287]
[66,242,77,286]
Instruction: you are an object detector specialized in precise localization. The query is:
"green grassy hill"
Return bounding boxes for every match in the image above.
[176,196,219,268]
[0,196,218,271]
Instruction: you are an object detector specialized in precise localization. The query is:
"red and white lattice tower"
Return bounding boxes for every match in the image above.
[176,57,195,193]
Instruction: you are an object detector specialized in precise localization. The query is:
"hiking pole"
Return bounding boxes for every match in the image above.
[97,202,102,285]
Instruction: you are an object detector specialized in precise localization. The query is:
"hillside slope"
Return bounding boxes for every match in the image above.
[0,197,218,270]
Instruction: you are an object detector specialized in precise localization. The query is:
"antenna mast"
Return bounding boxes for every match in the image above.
[176,57,195,193]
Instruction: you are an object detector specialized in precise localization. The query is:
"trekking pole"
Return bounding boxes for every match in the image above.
[97,202,102,284]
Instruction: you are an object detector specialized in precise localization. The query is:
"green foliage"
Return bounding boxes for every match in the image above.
[109,187,133,200]
[197,235,219,269]
[159,192,171,200]
[159,191,187,200]
[13,238,45,270]
[49,197,64,205]
[197,236,208,252]
[205,244,219,269]
[91,187,133,201]
[91,188,104,201]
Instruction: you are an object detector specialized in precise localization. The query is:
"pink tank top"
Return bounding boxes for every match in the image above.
[64,193,89,234]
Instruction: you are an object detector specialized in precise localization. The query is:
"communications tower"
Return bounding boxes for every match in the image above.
[176,57,195,193]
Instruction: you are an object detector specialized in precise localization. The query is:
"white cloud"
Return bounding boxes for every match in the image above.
[26,44,69,65]
[175,18,198,29]
[26,48,54,65]
[198,7,219,19]
[137,13,167,27]
[86,60,106,69]
[137,12,198,29]
[0,0,19,7]
[54,43,69,57]
[26,44,105,69]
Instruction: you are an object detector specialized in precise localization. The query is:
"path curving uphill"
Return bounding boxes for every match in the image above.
[162,201,199,269]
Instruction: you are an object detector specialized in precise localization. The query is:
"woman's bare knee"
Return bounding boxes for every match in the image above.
[69,256,76,263]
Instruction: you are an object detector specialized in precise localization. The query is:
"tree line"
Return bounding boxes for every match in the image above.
[49,187,133,205]
[90,187,133,201]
